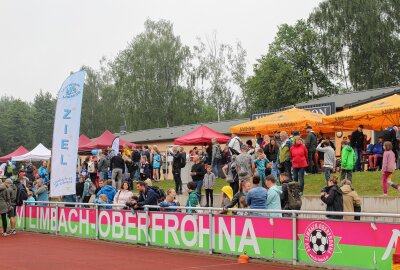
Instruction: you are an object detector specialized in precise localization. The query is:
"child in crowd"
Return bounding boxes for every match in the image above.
[221,185,234,215]
[236,196,248,216]
[95,194,111,210]
[139,155,150,181]
[340,141,356,181]
[159,188,180,212]
[152,147,161,182]
[186,182,200,213]
[382,141,396,196]
[203,165,215,207]
[26,191,36,206]
[252,148,270,187]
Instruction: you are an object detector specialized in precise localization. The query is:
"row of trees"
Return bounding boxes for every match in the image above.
[1,0,400,156]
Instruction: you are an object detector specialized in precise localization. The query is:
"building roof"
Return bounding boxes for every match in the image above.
[296,86,400,109]
[119,118,247,143]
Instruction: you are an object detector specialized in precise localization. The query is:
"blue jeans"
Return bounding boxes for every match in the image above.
[293,167,305,192]
[324,167,332,186]
[195,180,203,196]
[354,147,363,172]
[271,161,279,181]
[212,158,222,178]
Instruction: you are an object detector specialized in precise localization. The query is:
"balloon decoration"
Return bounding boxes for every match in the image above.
[91,149,99,155]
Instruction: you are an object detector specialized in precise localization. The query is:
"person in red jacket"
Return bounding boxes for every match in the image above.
[290,137,308,194]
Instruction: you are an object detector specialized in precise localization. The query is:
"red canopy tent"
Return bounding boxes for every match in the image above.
[174,125,230,145]
[79,130,137,151]
[78,134,91,148]
[0,146,29,162]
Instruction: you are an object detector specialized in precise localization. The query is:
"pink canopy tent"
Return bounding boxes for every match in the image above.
[79,130,138,151]
[78,134,91,148]
[174,125,230,145]
[0,146,29,162]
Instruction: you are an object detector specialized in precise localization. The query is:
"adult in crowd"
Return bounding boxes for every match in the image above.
[246,140,256,158]
[133,181,159,210]
[264,138,279,180]
[222,179,252,214]
[87,156,98,183]
[222,154,239,194]
[98,151,109,180]
[228,133,242,156]
[317,139,336,186]
[113,181,133,210]
[236,144,253,182]
[340,180,361,221]
[211,138,223,178]
[321,176,343,220]
[205,143,212,165]
[367,136,383,170]
[382,126,399,160]
[110,153,125,188]
[38,161,49,185]
[260,135,270,149]
[4,161,14,178]
[171,146,183,195]
[132,147,142,181]
[273,131,282,145]
[278,131,292,180]
[279,172,302,217]
[265,175,282,217]
[96,179,116,206]
[81,156,89,171]
[190,155,205,199]
[82,175,95,204]
[246,175,267,216]
[5,179,17,235]
[340,141,356,181]
[305,126,318,174]
[255,133,263,149]
[221,146,230,167]
[25,162,35,182]
[0,181,11,236]
[350,125,364,172]
[290,137,308,194]
[34,179,49,206]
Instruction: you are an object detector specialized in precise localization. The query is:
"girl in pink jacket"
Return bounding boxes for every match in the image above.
[382,141,396,195]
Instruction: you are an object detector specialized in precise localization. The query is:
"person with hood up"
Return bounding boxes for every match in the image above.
[340,180,361,221]
[34,179,48,206]
[96,180,116,206]
[186,181,200,213]
[265,175,282,217]
[321,176,343,219]
[220,185,234,215]
[340,141,356,181]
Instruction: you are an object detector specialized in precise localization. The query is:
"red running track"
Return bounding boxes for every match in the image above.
[0,232,299,270]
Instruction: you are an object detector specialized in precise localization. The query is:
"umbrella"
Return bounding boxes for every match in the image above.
[230,107,344,135]
[322,94,400,130]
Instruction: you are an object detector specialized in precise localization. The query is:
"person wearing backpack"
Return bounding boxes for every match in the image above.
[321,176,343,219]
[211,138,222,178]
[222,155,239,194]
[5,178,19,235]
[305,126,318,174]
[236,145,253,182]
[82,175,95,204]
[98,151,109,180]
[280,172,302,217]
[228,133,242,156]
[277,132,292,181]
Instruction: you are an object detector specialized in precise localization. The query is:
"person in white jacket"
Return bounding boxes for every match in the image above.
[317,139,336,186]
[113,181,133,210]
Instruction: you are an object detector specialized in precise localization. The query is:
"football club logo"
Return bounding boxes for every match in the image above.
[59,83,81,99]
[304,221,335,263]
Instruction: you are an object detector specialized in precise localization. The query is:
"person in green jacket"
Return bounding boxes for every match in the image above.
[340,141,356,181]
[186,181,200,213]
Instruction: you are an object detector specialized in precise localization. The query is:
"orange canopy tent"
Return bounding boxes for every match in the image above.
[322,94,400,130]
[230,107,344,135]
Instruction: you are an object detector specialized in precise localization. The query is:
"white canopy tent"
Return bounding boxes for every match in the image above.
[12,143,51,161]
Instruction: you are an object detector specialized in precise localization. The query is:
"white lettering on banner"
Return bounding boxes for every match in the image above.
[99,211,111,237]
[137,212,148,242]
[16,207,23,228]
[112,211,124,239]
[151,213,163,243]
[198,216,209,248]
[28,207,35,229]
[164,214,179,244]
[80,209,90,235]
[59,208,67,232]
[51,208,57,230]
[68,209,78,234]
[40,207,50,230]
[125,212,137,241]
[218,217,235,251]
[382,229,400,260]
[238,218,260,254]
[181,215,198,247]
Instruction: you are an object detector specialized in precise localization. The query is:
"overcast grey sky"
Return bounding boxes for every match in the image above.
[0,0,321,101]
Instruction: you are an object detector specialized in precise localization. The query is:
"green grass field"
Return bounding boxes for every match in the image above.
[154,170,400,196]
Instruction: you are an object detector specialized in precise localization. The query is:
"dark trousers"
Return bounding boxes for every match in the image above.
[89,172,97,183]
[230,181,239,195]
[173,169,182,194]
[205,189,213,207]
[1,213,7,232]
[280,160,292,181]
[307,150,317,173]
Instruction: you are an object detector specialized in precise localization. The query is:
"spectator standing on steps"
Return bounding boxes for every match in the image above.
[350,125,364,172]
